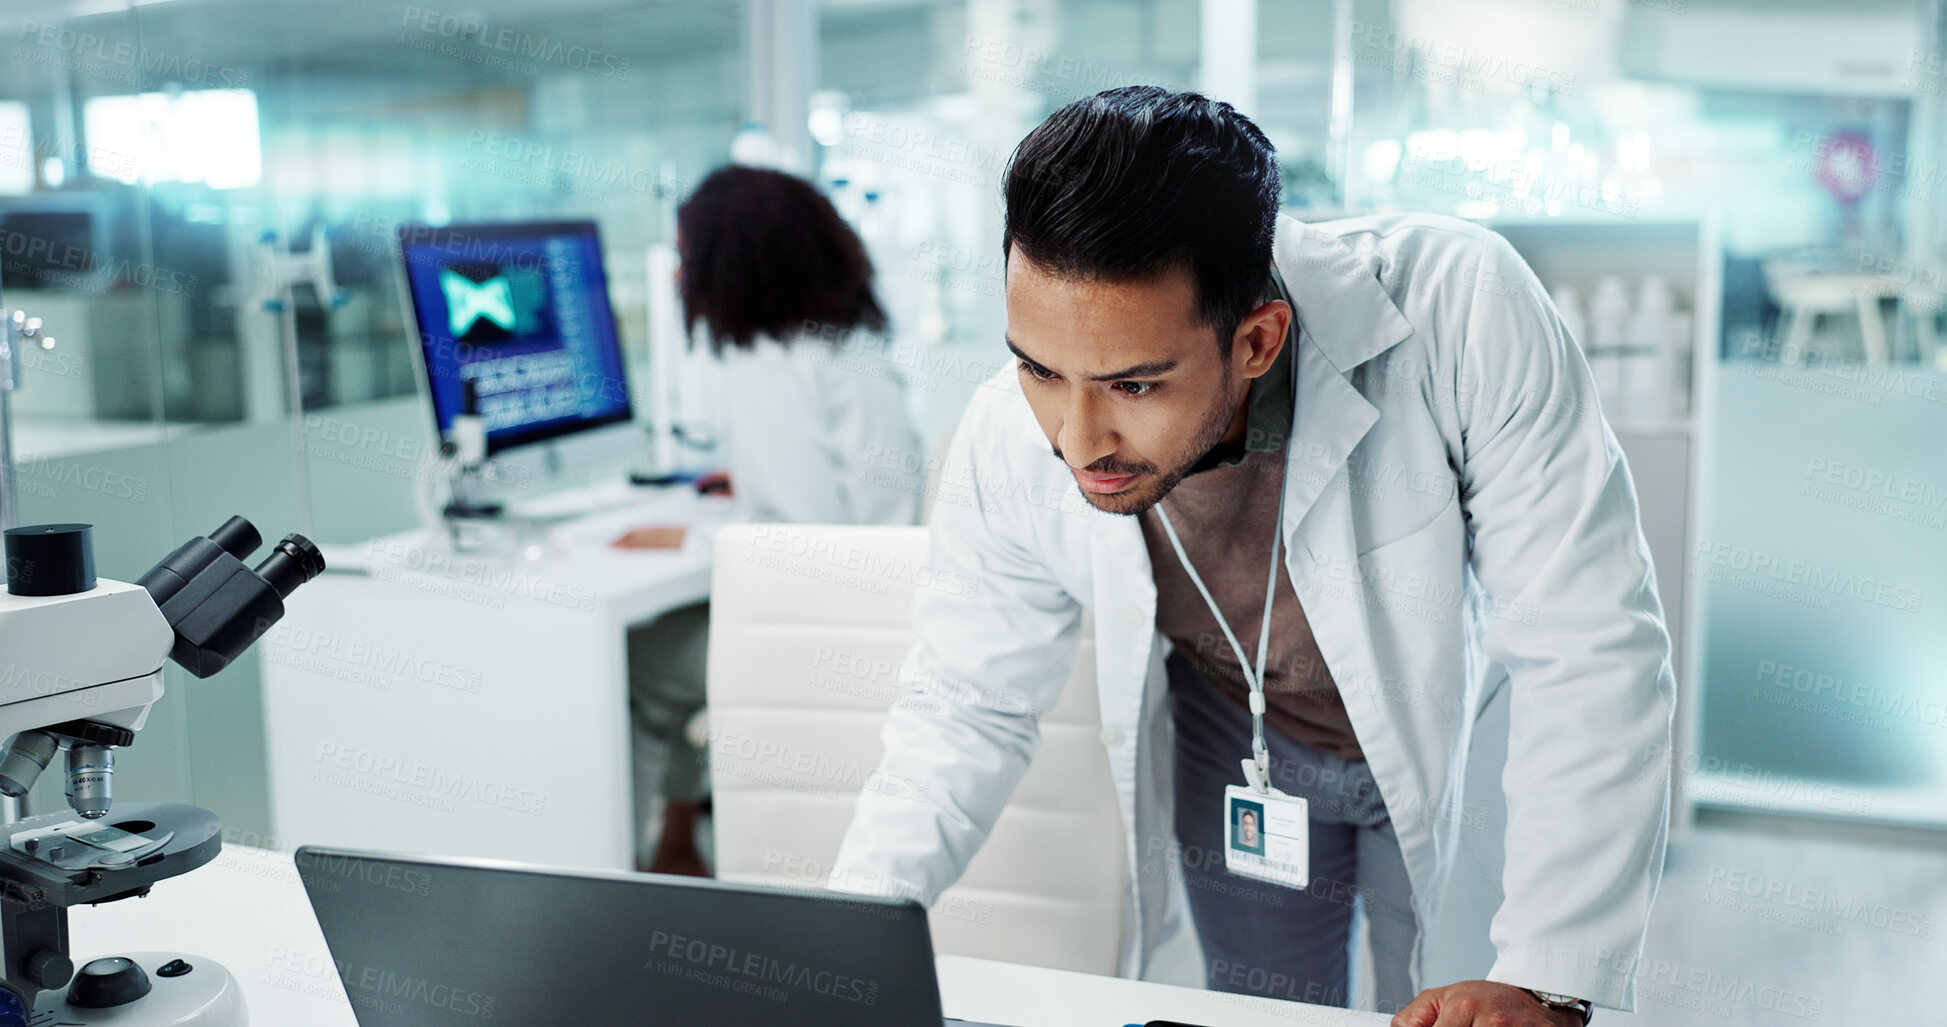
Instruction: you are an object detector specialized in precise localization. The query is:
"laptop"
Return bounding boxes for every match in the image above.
[295,845,1014,1026]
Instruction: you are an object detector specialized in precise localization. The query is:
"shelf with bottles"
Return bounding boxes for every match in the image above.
[1484,218,1721,438]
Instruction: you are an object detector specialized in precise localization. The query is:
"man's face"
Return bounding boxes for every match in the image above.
[1004,250,1288,516]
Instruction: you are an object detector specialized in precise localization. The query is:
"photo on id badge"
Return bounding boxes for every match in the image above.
[1230,797,1266,856]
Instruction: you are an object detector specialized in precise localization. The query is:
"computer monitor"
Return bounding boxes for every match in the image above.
[0,192,123,292]
[397,220,636,463]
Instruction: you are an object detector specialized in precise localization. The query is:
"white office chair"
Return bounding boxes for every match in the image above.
[705,523,1127,975]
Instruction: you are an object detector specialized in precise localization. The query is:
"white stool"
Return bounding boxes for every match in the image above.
[1763,266,1897,366]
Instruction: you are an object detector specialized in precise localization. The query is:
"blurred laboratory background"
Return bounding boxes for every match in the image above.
[0,0,1940,1022]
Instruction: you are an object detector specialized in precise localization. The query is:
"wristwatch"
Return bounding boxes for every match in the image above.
[1523,988,1594,1024]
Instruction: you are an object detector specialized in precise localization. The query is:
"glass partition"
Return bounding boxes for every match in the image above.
[0,0,746,844]
[3,3,196,812]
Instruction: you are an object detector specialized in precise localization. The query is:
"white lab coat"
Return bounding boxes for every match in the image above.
[828,212,1675,1011]
[715,331,924,526]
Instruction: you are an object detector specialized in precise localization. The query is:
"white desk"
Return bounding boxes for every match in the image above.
[65,845,1386,1026]
[260,480,733,870]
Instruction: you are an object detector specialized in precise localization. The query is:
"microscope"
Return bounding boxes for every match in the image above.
[0,515,323,1025]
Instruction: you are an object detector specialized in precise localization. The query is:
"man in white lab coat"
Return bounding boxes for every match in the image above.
[829,86,1674,1026]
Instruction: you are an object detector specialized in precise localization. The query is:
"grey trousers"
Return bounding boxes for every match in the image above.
[1167,648,1420,1014]
[625,601,712,863]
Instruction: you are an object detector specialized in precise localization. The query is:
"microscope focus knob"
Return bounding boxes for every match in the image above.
[23,948,72,990]
[66,956,151,1008]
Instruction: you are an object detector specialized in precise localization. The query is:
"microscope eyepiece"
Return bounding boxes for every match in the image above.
[207,515,262,561]
[139,518,327,678]
[255,534,326,600]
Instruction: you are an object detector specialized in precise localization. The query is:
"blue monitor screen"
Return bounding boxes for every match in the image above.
[398,220,633,454]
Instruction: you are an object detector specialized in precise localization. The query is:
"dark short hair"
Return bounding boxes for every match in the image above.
[676,165,887,352]
[1002,86,1279,349]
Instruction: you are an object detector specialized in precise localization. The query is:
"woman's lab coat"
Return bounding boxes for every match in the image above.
[829,213,1676,1012]
[715,331,924,526]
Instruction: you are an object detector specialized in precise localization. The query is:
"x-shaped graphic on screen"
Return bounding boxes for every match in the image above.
[440,268,517,337]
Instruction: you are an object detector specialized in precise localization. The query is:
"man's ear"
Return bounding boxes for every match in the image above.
[1229,298,1292,380]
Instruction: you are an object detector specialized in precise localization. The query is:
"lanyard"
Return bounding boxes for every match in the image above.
[1156,262,1300,794]
[1154,448,1291,794]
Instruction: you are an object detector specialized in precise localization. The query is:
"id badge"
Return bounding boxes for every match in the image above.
[1222,760,1309,889]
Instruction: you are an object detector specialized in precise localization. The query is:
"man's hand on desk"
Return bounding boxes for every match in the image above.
[1391,981,1584,1026]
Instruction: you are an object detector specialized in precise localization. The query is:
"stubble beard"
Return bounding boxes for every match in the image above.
[1073,378,1246,517]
